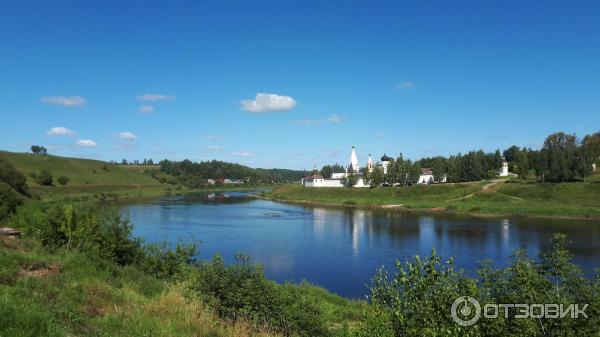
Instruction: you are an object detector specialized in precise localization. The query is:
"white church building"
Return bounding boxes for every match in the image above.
[302,146,371,188]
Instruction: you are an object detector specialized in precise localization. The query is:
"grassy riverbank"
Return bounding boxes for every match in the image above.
[264,178,600,219]
[0,150,275,202]
[0,236,362,337]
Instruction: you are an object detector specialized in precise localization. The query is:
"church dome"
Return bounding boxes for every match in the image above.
[381,154,392,162]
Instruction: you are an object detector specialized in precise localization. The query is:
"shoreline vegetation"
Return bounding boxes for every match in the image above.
[262,177,600,220]
[1,150,600,335]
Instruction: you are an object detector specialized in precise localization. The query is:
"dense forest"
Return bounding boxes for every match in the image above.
[322,131,600,185]
[159,159,304,186]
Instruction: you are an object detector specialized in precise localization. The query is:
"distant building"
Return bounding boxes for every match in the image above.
[381,154,392,175]
[499,159,509,177]
[302,146,368,188]
[417,168,446,184]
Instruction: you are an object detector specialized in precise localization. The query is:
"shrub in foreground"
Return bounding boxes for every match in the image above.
[188,253,329,336]
[354,234,600,337]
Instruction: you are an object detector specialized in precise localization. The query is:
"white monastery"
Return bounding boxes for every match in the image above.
[302,146,511,188]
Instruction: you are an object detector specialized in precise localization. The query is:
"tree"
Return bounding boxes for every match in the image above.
[343,172,358,187]
[30,145,47,155]
[35,170,53,186]
[503,145,520,163]
[57,176,70,185]
[531,149,549,182]
[0,182,22,221]
[368,166,384,187]
[514,150,530,179]
[543,132,578,182]
[0,159,27,194]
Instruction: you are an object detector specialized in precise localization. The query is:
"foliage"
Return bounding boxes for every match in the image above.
[321,164,346,179]
[354,234,600,337]
[0,182,23,221]
[0,150,160,188]
[56,175,70,185]
[34,170,53,186]
[139,241,198,281]
[368,166,385,187]
[188,253,330,336]
[9,203,142,265]
[0,158,28,193]
[159,159,303,185]
[30,145,47,155]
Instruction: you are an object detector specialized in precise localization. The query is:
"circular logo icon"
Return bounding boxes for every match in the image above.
[451,296,481,326]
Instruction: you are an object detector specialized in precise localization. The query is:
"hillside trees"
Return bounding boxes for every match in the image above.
[34,170,53,186]
[30,145,47,155]
[159,159,303,185]
[0,159,27,193]
[0,182,22,221]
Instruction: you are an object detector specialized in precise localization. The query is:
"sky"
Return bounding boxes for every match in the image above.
[1,1,599,170]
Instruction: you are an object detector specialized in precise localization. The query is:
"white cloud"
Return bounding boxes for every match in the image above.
[203,135,223,141]
[327,114,345,124]
[295,118,321,126]
[136,93,176,101]
[231,151,253,157]
[139,105,155,114]
[375,132,384,138]
[46,126,75,136]
[75,139,98,147]
[41,96,86,107]
[207,145,223,152]
[240,93,296,113]
[118,131,137,141]
[396,81,414,89]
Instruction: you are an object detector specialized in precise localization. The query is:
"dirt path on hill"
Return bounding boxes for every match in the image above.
[446,179,519,202]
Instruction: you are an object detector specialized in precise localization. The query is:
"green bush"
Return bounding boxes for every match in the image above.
[356,234,600,337]
[56,176,70,185]
[0,159,27,193]
[0,182,22,221]
[9,203,142,266]
[35,170,53,186]
[138,241,198,281]
[188,253,329,336]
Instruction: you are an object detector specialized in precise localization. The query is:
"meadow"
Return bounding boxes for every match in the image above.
[265,176,600,219]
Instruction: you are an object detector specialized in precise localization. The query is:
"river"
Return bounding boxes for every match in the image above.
[122,191,600,298]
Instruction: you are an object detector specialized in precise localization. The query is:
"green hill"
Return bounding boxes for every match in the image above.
[0,151,158,186]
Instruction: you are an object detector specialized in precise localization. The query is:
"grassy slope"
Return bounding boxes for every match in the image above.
[265,176,600,218]
[0,151,158,186]
[0,237,362,337]
[0,151,172,199]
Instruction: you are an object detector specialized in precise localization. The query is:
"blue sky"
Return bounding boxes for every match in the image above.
[1,1,599,169]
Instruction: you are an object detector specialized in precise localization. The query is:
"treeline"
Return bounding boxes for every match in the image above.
[321,131,600,185]
[503,131,600,182]
[159,159,304,186]
[110,158,156,165]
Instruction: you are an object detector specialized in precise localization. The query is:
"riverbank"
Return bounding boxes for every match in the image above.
[32,183,275,202]
[262,180,600,219]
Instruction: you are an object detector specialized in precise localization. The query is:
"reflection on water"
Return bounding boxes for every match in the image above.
[123,192,600,298]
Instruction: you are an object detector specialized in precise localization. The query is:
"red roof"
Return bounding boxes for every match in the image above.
[421,168,433,175]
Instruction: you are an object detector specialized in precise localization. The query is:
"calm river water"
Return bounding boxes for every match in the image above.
[122,191,600,298]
